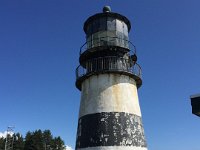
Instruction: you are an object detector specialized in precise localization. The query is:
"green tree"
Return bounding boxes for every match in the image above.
[24,130,45,150]
[43,130,53,150]
[33,130,45,150]
[0,129,66,150]
[24,131,35,150]
[52,136,65,150]
[0,137,5,150]
[13,133,24,150]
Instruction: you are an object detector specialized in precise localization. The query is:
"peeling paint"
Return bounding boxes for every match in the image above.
[75,112,147,149]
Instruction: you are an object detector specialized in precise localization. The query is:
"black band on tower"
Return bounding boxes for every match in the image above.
[76,112,147,148]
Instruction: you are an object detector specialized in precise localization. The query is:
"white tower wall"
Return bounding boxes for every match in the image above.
[79,74,141,117]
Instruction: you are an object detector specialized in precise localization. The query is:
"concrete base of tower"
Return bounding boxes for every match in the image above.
[77,146,147,150]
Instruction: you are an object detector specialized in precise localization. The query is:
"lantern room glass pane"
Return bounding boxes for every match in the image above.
[92,19,100,33]
[92,33,99,47]
[107,17,116,31]
[116,19,123,33]
[123,22,128,37]
[99,17,107,31]
[106,31,117,46]
[86,35,92,49]
[97,31,107,47]
[87,23,93,35]
[123,35,129,48]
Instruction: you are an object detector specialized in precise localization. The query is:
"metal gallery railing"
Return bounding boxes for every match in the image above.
[76,56,142,80]
[80,36,136,55]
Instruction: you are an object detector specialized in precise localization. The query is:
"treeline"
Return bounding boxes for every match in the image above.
[0,129,65,150]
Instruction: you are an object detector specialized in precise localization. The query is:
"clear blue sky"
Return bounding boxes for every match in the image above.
[0,0,200,150]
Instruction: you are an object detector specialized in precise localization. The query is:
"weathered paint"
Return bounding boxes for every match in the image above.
[76,112,147,148]
[76,73,147,150]
[79,74,141,118]
[77,146,147,150]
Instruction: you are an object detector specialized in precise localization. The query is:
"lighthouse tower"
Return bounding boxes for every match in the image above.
[75,6,147,150]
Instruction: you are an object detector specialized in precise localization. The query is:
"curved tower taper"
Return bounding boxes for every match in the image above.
[75,6,147,150]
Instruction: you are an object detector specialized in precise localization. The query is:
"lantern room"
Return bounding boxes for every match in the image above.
[83,6,131,50]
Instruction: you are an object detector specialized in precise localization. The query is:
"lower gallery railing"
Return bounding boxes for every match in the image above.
[76,56,142,80]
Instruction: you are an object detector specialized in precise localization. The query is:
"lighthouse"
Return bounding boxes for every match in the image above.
[75,6,147,150]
